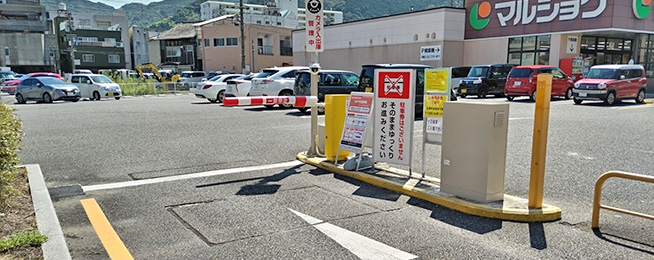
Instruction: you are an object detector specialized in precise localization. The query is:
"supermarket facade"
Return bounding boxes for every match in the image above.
[293,0,654,87]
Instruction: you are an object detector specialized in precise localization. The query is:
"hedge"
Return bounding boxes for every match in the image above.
[0,103,22,208]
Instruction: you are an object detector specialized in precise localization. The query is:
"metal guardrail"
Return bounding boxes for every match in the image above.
[591,171,654,228]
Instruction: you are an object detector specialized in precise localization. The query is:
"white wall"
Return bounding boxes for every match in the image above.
[462,38,509,66]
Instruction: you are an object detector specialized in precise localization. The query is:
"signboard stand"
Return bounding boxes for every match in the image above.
[336,92,374,170]
[373,69,416,175]
[421,68,451,178]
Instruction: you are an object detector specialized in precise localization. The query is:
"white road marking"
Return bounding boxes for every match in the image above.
[636,149,654,154]
[289,208,418,260]
[567,152,595,160]
[82,160,303,192]
[615,104,654,110]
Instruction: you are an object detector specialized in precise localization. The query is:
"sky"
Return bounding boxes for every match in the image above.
[91,0,162,9]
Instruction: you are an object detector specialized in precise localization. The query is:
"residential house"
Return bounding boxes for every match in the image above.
[149,23,201,71]
[194,15,293,73]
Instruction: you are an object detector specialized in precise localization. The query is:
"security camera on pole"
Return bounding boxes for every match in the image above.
[305,0,324,157]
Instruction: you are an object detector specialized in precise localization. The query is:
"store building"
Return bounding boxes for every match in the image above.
[293,0,654,91]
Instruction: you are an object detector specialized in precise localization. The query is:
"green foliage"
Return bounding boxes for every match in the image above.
[0,104,21,208]
[102,72,172,96]
[0,231,48,252]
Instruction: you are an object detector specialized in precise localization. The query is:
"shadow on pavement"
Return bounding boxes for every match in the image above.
[334,174,402,202]
[593,228,654,255]
[195,165,304,196]
[406,197,503,235]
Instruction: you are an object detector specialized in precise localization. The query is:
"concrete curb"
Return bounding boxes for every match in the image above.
[298,153,561,222]
[25,164,72,260]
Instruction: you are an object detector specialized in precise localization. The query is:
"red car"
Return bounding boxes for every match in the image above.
[505,65,574,101]
[1,72,64,94]
[572,65,647,105]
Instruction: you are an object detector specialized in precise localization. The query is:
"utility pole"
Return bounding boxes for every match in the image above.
[239,0,246,73]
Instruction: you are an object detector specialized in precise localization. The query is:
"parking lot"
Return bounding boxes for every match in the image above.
[13,94,654,259]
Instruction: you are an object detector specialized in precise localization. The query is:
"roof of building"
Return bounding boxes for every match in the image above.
[152,23,197,40]
[193,14,236,27]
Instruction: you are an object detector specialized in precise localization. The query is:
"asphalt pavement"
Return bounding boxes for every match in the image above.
[12,94,654,259]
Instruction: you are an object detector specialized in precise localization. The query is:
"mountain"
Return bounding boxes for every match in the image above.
[42,0,464,31]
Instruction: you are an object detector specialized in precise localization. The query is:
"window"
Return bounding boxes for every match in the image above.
[105,38,116,44]
[214,38,225,47]
[282,71,297,78]
[77,37,98,42]
[226,38,238,46]
[82,54,95,62]
[71,76,80,83]
[322,73,342,86]
[507,35,550,65]
[108,55,120,64]
[204,39,210,47]
[165,46,181,57]
[551,69,566,79]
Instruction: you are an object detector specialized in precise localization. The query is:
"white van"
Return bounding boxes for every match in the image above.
[69,74,122,100]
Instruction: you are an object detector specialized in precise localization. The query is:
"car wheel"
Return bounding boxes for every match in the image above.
[529,90,537,102]
[506,95,514,101]
[93,91,101,101]
[317,106,325,114]
[208,98,217,103]
[217,90,225,103]
[279,90,293,108]
[115,97,121,100]
[460,94,467,98]
[477,86,488,98]
[71,98,79,103]
[604,92,616,105]
[264,105,275,109]
[565,88,573,100]
[15,94,26,104]
[635,89,646,104]
[298,108,309,113]
[573,98,583,105]
[495,93,505,98]
[43,92,53,103]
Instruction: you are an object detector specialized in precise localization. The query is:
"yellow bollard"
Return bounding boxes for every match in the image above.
[528,74,552,209]
[324,94,350,162]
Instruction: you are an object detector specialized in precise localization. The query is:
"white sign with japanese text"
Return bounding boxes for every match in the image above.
[305,0,324,52]
[420,45,441,61]
[373,69,415,166]
[567,36,578,54]
[339,92,374,153]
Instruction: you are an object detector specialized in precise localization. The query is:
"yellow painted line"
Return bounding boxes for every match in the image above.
[80,198,134,260]
[298,153,561,222]
[644,100,653,104]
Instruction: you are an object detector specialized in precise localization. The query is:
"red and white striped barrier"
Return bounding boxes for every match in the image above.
[223,96,318,107]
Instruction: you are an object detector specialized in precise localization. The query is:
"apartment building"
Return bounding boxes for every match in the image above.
[0,0,57,72]
[130,26,150,67]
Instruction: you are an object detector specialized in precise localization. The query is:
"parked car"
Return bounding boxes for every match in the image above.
[458,64,515,98]
[505,65,574,101]
[249,66,309,108]
[225,73,258,98]
[450,66,471,95]
[572,64,647,105]
[203,71,235,81]
[294,69,360,113]
[74,69,93,74]
[196,74,244,103]
[179,71,207,88]
[0,71,15,83]
[69,74,122,100]
[15,77,80,104]
[2,72,65,95]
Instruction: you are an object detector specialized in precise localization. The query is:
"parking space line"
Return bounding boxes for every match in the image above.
[80,198,134,260]
[615,104,654,110]
[82,160,303,192]
[289,208,418,260]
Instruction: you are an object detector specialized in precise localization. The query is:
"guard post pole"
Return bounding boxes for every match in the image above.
[307,54,320,157]
[528,74,552,209]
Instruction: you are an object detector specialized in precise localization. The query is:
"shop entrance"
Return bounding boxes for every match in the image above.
[580,36,633,66]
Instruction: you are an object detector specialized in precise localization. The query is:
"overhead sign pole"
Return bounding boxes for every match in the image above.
[306,0,324,157]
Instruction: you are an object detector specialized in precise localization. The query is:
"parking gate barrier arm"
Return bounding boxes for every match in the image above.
[223,96,318,107]
[592,171,654,228]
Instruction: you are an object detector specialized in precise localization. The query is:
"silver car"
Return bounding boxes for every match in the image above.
[15,77,80,104]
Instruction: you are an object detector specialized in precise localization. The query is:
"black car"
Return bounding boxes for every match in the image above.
[294,69,360,113]
[357,64,457,115]
[458,64,515,98]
